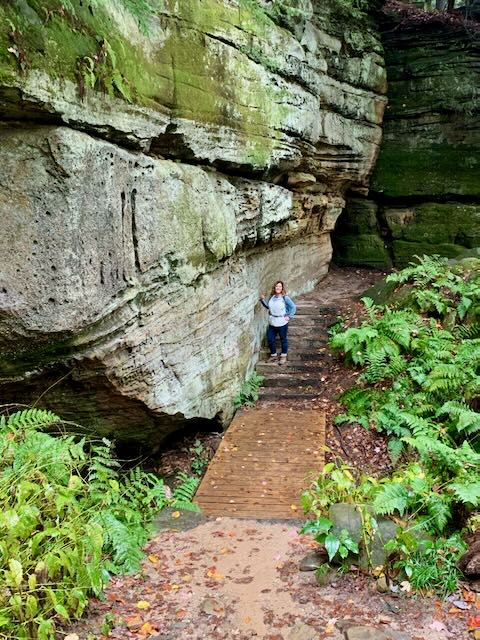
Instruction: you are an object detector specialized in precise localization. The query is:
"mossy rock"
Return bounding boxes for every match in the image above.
[333,234,391,269]
[328,503,398,570]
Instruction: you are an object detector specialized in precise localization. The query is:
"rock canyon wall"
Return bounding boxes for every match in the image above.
[0,0,385,442]
[334,6,480,268]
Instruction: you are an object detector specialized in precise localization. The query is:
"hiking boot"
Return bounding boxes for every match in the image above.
[266,354,278,364]
[279,354,287,365]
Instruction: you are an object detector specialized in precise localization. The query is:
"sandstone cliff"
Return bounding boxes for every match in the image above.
[0,0,386,443]
[334,4,480,268]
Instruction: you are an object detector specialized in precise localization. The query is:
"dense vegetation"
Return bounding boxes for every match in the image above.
[0,408,198,639]
[303,255,480,593]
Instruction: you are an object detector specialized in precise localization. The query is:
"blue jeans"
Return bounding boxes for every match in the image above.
[267,324,288,355]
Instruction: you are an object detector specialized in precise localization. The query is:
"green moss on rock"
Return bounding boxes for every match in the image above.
[371,141,480,198]
[333,234,391,269]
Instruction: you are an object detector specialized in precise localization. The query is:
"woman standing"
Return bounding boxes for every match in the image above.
[260,281,296,365]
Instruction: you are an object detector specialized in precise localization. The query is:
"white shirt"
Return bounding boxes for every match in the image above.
[268,296,288,327]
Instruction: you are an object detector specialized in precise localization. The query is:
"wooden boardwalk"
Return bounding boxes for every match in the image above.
[195,408,325,518]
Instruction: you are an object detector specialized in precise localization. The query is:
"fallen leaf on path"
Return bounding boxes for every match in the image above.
[468,615,480,629]
[244,616,252,625]
[138,621,156,637]
[125,614,142,630]
[325,620,335,634]
[171,511,181,519]
[463,589,476,603]
[207,566,224,581]
[400,580,411,593]
[136,601,151,609]
[148,554,159,564]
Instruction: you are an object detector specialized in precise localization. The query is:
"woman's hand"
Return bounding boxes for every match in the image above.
[284,315,290,322]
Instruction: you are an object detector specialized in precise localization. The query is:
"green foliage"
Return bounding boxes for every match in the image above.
[301,517,359,562]
[62,0,156,34]
[304,255,480,594]
[171,471,200,512]
[333,0,371,20]
[78,38,132,102]
[331,256,480,481]
[0,407,178,639]
[384,532,467,596]
[301,460,374,514]
[234,372,264,408]
[189,439,209,477]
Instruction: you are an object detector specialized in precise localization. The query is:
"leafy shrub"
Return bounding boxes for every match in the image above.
[234,373,264,408]
[301,516,359,562]
[0,407,196,639]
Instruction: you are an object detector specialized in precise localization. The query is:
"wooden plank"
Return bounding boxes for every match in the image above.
[195,408,324,519]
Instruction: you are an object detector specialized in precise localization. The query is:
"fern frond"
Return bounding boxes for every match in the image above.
[373,483,408,516]
[449,480,480,507]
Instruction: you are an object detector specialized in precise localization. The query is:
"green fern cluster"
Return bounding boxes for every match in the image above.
[304,256,480,594]
[0,407,193,639]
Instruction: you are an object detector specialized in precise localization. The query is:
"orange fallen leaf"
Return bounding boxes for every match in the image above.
[469,615,480,629]
[171,511,181,519]
[176,609,187,619]
[206,566,224,581]
[136,600,151,609]
[244,616,252,625]
[325,620,335,634]
[139,621,155,637]
[448,607,462,615]
[148,554,159,564]
[290,504,298,511]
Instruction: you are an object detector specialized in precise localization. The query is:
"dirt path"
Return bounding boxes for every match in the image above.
[71,515,470,639]
[68,267,473,640]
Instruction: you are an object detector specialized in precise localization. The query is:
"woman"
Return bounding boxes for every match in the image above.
[260,281,296,365]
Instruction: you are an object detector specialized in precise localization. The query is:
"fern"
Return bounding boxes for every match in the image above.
[373,483,409,517]
[449,480,480,506]
[171,472,200,511]
[387,438,404,465]
[97,511,145,574]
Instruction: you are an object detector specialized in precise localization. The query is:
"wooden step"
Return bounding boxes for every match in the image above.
[258,388,323,400]
[261,375,324,389]
[256,362,328,374]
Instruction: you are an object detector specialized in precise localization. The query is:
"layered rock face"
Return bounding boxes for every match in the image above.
[334,10,480,268]
[0,0,385,443]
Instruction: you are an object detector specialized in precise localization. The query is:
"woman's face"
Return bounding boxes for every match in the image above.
[274,282,283,295]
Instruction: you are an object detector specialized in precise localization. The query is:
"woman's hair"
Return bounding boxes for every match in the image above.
[270,280,286,296]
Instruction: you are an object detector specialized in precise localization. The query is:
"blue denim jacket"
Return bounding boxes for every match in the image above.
[260,295,296,318]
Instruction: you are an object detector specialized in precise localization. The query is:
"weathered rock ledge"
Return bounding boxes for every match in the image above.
[0,0,386,442]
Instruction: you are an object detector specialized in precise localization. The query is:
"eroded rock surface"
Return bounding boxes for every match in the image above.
[0,0,386,442]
